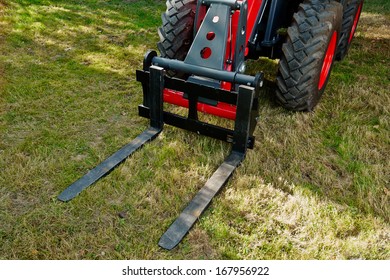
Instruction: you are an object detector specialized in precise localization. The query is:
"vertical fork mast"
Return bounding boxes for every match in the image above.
[186,0,262,73]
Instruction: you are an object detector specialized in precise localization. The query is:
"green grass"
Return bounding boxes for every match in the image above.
[0,0,389,259]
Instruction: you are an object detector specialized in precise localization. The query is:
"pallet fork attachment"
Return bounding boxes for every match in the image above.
[58,0,264,249]
[58,61,262,249]
[57,65,165,202]
[57,127,161,202]
[157,82,256,249]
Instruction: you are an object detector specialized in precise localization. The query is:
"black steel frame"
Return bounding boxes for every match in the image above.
[58,0,264,249]
[137,61,262,249]
[247,0,302,59]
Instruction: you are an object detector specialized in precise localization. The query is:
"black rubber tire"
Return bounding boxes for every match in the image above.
[276,0,343,111]
[157,0,197,76]
[335,0,364,60]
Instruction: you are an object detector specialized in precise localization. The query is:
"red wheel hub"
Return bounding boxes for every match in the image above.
[318,31,337,90]
[348,1,363,43]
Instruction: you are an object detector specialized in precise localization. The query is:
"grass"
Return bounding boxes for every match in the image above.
[0,0,389,259]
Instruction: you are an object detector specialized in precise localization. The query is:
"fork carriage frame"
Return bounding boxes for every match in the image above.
[58,0,265,249]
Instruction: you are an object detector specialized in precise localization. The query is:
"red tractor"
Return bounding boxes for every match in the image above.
[58,0,363,249]
[158,0,364,111]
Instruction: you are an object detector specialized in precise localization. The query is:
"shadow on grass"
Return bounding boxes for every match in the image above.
[2,0,173,190]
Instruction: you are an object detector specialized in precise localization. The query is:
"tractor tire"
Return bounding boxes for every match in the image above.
[335,0,364,60]
[157,0,197,76]
[276,0,343,111]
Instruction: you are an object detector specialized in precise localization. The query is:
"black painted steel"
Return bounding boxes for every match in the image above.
[233,0,248,72]
[158,85,255,250]
[141,50,158,107]
[232,85,255,153]
[262,0,286,47]
[152,56,257,86]
[57,127,162,202]
[184,3,230,70]
[158,151,244,250]
[248,0,269,47]
[59,51,260,249]
[136,70,238,105]
[136,62,262,149]
[58,66,165,202]
[138,105,255,149]
[202,0,241,9]
[149,66,164,129]
[57,0,290,250]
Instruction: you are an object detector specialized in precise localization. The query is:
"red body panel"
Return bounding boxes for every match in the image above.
[163,0,263,120]
[163,88,237,120]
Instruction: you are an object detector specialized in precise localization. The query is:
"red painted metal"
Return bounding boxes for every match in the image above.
[230,0,263,66]
[163,88,237,120]
[223,0,262,91]
[246,0,263,45]
[318,31,337,90]
[164,0,263,120]
[348,1,363,43]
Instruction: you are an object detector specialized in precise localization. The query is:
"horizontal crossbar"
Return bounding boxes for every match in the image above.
[138,105,254,149]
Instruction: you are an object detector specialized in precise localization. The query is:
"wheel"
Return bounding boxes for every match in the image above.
[157,0,197,76]
[336,0,364,60]
[276,0,343,111]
